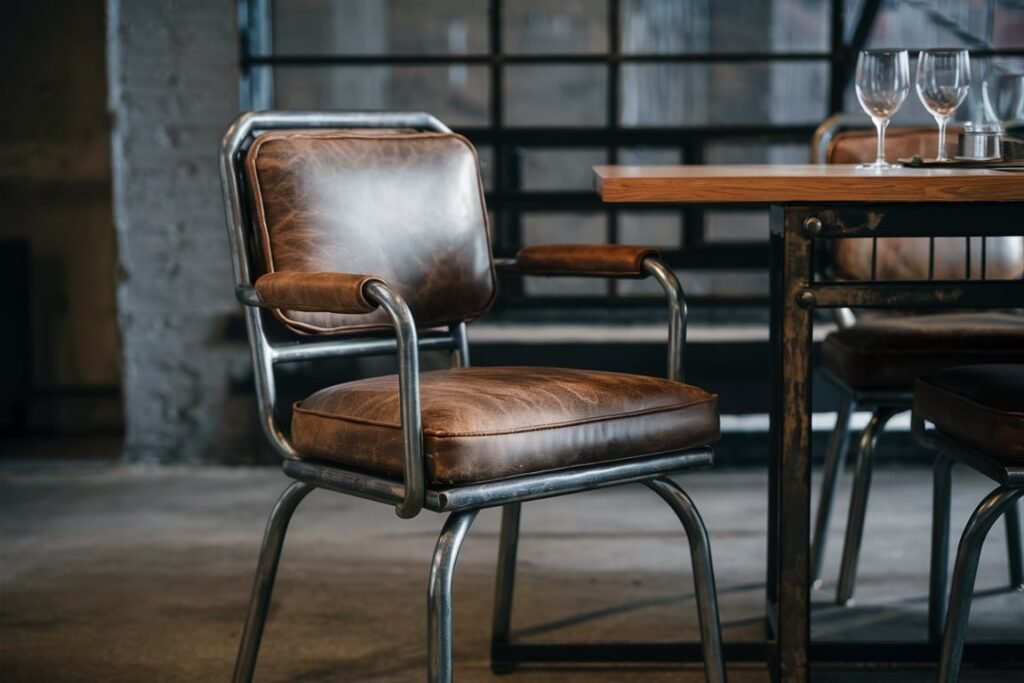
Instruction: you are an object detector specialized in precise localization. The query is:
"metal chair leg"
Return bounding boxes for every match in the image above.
[939,486,1024,683]
[646,477,727,683]
[233,481,315,683]
[1005,499,1024,590]
[836,406,900,606]
[428,509,478,683]
[812,394,856,588]
[929,454,954,640]
[490,503,521,673]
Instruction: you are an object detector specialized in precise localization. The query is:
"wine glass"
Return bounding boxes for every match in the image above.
[982,72,1024,132]
[855,50,911,169]
[916,49,971,161]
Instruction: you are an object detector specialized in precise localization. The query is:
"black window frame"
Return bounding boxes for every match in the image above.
[237,0,1024,314]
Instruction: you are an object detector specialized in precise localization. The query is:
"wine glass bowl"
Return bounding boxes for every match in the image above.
[856,50,911,169]
[916,49,971,162]
[982,72,1024,132]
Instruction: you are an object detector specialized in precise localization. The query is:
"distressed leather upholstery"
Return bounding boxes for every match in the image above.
[822,312,1024,391]
[291,367,720,485]
[515,244,659,278]
[914,365,1024,463]
[245,130,496,335]
[827,129,1024,282]
[254,271,383,314]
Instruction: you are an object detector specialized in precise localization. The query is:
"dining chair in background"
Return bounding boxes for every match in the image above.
[810,118,1024,606]
[220,111,728,683]
[913,364,1024,682]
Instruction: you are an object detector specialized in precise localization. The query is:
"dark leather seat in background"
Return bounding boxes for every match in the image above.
[915,364,1024,463]
[823,312,1024,391]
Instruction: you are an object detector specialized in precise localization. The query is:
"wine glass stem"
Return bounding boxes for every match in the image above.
[936,116,949,161]
[874,117,889,166]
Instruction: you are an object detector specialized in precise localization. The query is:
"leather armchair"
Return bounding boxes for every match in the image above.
[220,111,727,683]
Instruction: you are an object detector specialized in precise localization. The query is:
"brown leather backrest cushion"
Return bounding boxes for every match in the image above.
[245,130,496,335]
[826,129,1024,281]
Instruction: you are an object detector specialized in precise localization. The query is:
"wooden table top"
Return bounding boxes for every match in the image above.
[594,164,1024,203]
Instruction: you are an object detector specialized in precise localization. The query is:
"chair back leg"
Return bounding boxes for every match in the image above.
[490,503,521,673]
[646,477,727,683]
[812,395,856,588]
[836,406,900,605]
[233,481,315,683]
[1004,499,1024,590]
[928,454,954,640]
[428,509,479,683]
[939,486,1024,683]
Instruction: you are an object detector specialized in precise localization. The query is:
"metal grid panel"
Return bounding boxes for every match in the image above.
[237,0,1024,310]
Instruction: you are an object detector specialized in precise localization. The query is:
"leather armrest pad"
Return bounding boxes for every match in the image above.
[514,244,659,278]
[254,271,384,314]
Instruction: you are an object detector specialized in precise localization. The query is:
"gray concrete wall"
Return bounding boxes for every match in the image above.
[107,0,258,462]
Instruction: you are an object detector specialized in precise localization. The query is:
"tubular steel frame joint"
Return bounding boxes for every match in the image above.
[796,288,816,309]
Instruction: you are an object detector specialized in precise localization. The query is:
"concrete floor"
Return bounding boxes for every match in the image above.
[1,462,1021,682]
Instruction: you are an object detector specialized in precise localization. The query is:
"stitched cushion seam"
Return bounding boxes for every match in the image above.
[294,395,716,437]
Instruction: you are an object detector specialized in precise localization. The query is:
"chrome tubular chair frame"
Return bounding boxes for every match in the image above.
[913,416,1024,683]
[220,111,725,683]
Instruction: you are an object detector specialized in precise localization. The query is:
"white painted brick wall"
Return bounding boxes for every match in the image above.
[107,0,259,462]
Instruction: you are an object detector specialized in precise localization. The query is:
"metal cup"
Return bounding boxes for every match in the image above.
[958,125,1002,161]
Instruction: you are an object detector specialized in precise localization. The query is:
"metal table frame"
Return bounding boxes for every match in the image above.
[493,199,1024,682]
[769,202,1023,682]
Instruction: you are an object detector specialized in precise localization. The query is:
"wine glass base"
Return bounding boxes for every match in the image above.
[856,161,900,169]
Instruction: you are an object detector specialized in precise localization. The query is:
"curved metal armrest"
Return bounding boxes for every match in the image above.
[497,249,687,382]
[642,257,687,382]
[362,281,426,518]
[237,277,427,519]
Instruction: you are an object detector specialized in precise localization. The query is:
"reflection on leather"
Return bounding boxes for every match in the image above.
[245,130,496,335]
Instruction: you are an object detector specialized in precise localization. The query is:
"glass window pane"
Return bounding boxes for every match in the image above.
[705,210,769,242]
[619,269,768,297]
[505,65,607,126]
[619,212,682,248]
[706,141,808,164]
[994,2,1024,49]
[522,213,607,296]
[621,62,828,126]
[520,148,607,190]
[618,147,683,164]
[621,0,829,54]
[271,0,487,55]
[273,65,489,127]
[477,145,494,192]
[504,0,608,54]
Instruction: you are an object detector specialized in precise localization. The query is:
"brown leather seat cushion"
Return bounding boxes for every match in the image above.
[291,367,720,485]
[914,365,1024,463]
[822,312,1024,391]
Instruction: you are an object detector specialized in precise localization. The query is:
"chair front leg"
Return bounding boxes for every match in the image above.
[490,503,521,673]
[836,406,900,606]
[1005,499,1024,590]
[428,509,479,683]
[929,453,954,640]
[646,477,727,683]
[939,486,1024,683]
[812,394,856,588]
[233,481,315,683]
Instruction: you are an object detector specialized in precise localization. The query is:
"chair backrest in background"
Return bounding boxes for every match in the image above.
[825,128,1023,282]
